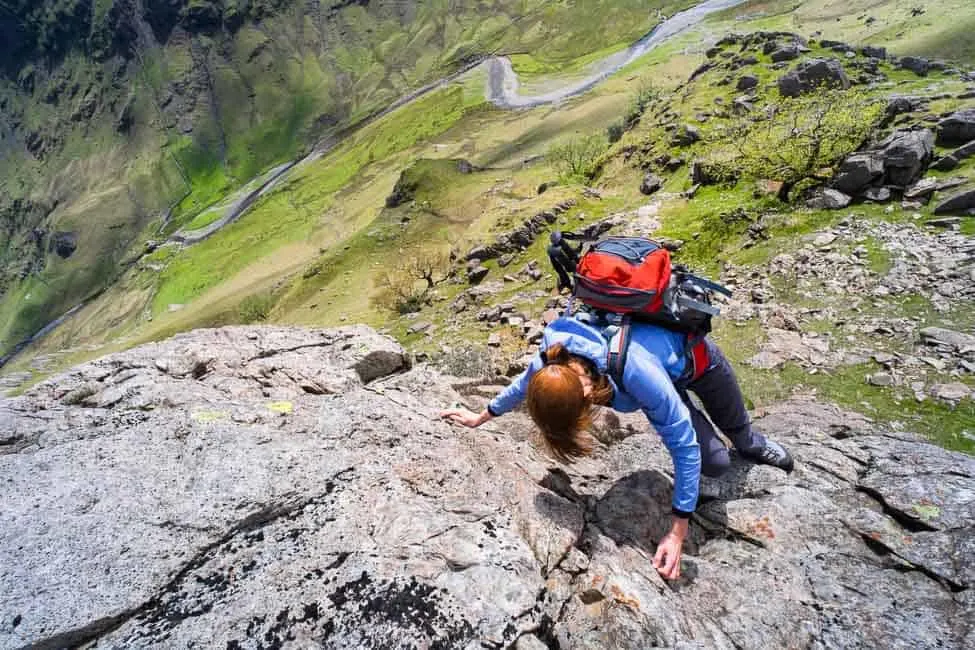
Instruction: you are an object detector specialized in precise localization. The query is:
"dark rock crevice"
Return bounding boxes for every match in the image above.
[856,485,940,532]
[39,472,355,650]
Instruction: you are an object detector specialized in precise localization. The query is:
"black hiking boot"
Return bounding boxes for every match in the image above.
[745,439,794,473]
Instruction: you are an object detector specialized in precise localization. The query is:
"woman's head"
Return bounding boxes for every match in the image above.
[526,343,612,462]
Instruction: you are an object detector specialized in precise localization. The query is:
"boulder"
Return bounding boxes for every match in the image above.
[832,153,883,194]
[920,327,975,350]
[48,231,78,259]
[931,139,975,171]
[904,176,969,200]
[777,58,851,97]
[1,331,974,649]
[737,74,759,91]
[862,187,892,202]
[861,45,887,59]
[807,189,852,210]
[876,129,935,187]
[885,95,923,119]
[936,108,975,146]
[639,173,664,195]
[733,95,754,114]
[671,124,701,146]
[898,56,931,76]
[934,186,975,215]
[929,382,973,402]
[467,265,490,284]
[770,46,800,62]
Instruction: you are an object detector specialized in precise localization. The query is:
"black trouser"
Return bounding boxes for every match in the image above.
[677,339,765,478]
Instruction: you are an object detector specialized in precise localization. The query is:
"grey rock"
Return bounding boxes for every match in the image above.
[861,45,887,59]
[931,139,975,170]
[48,231,77,259]
[936,108,975,146]
[736,75,758,91]
[2,331,973,650]
[672,124,701,146]
[833,153,883,194]
[770,46,799,62]
[920,327,975,350]
[808,189,852,209]
[640,173,664,195]
[929,383,972,402]
[778,58,851,97]
[868,372,894,387]
[886,95,923,118]
[876,129,935,187]
[467,266,490,284]
[899,56,931,76]
[862,187,892,202]
[904,176,969,199]
[934,186,975,215]
[407,321,432,335]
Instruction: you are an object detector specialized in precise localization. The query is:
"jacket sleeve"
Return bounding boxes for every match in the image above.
[620,345,701,515]
[487,354,546,417]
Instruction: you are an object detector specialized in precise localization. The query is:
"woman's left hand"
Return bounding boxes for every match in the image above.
[653,516,688,580]
[653,533,684,579]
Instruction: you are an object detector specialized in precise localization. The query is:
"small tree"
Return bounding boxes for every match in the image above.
[716,88,885,202]
[548,135,606,183]
[623,81,661,129]
[373,247,452,314]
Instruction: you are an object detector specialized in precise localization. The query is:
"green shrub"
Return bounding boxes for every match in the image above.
[710,87,885,202]
[238,293,275,323]
[623,82,660,129]
[607,121,625,143]
[547,134,607,183]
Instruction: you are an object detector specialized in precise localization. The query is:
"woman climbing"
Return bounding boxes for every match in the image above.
[439,315,794,580]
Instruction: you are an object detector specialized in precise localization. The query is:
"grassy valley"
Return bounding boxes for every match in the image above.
[2,0,974,452]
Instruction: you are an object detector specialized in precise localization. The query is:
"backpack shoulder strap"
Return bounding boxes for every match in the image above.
[606,315,632,390]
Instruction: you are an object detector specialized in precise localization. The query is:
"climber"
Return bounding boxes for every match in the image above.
[440,315,794,580]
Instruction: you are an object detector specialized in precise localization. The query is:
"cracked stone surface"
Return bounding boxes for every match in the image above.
[1,326,973,649]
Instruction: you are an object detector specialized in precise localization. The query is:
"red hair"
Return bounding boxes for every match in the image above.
[526,343,612,462]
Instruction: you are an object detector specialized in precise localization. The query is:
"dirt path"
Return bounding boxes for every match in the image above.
[486,0,747,108]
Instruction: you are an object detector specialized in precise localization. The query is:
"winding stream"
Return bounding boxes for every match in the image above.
[486,0,747,108]
[1,0,746,371]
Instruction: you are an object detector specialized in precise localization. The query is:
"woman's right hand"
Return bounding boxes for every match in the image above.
[439,407,490,428]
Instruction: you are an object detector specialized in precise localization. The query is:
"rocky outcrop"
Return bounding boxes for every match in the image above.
[47,230,78,259]
[931,140,975,171]
[876,129,935,187]
[639,173,664,195]
[832,153,884,195]
[833,129,935,197]
[466,201,577,263]
[934,186,975,215]
[1,326,974,649]
[936,108,975,146]
[777,58,850,97]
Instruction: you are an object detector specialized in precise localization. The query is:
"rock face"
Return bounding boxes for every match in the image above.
[833,153,884,194]
[640,173,664,195]
[877,129,935,187]
[837,129,935,196]
[777,58,850,97]
[937,108,975,146]
[47,230,78,259]
[2,327,974,649]
[934,186,975,215]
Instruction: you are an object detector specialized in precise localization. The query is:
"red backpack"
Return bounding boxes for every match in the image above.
[547,232,732,384]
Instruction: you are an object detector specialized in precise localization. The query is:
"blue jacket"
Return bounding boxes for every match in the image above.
[488,317,701,514]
